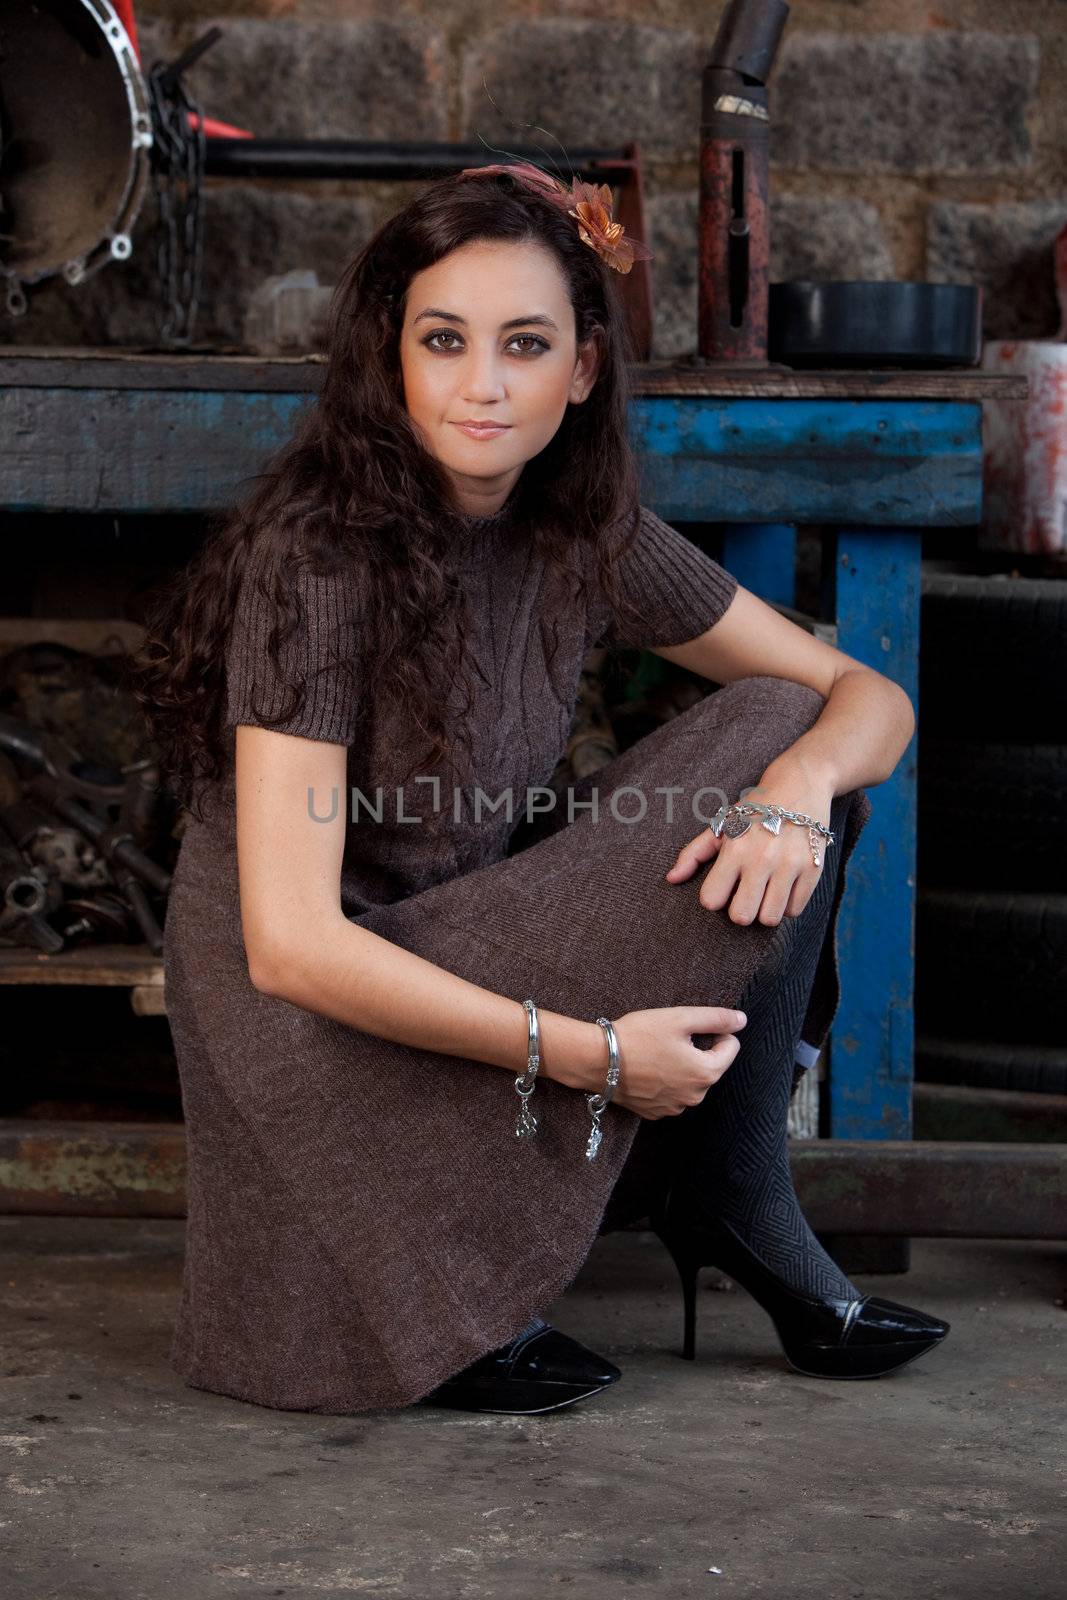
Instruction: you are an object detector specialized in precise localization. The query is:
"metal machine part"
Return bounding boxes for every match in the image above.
[697,0,790,367]
[0,0,153,315]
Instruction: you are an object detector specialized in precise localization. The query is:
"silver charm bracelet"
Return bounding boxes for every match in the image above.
[514,997,541,1140]
[710,798,835,869]
[585,1016,621,1162]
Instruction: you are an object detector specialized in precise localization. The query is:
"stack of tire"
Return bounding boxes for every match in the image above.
[916,567,1067,1140]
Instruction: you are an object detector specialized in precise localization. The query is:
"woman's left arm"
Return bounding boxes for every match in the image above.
[654,583,915,925]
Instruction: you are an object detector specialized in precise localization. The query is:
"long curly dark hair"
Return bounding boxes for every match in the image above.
[132,165,649,823]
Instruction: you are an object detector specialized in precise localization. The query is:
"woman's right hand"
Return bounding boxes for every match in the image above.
[604,1006,747,1120]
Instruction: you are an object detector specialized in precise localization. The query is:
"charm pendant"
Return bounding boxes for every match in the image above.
[515,1098,539,1139]
[760,812,782,835]
[514,1043,539,1140]
[585,1121,603,1161]
[722,811,752,839]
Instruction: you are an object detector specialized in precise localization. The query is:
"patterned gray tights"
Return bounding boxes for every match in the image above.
[664,788,865,1303]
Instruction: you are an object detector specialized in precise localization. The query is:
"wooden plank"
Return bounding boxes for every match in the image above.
[0,385,312,514]
[0,387,987,523]
[634,364,1028,402]
[0,345,1028,399]
[0,347,328,393]
[0,942,163,987]
[631,396,985,526]
[0,617,145,653]
[130,984,168,1017]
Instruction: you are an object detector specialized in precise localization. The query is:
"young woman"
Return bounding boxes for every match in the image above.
[137,162,950,1419]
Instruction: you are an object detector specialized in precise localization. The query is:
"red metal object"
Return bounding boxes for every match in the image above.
[110,0,139,61]
[697,0,789,367]
[112,3,254,138]
[188,113,254,139]
[698,101,772,363]
[981,216,1067,555]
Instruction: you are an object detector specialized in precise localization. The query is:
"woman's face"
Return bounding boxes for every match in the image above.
[399,238,600,516]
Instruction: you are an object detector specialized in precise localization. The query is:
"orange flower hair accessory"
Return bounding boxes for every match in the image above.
[457,160,653,275]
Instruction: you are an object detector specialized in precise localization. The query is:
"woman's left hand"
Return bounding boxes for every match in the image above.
[664,763,835,928]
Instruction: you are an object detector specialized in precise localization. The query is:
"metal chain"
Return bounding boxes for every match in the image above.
[711,799,836,869]
[145,52,209,345]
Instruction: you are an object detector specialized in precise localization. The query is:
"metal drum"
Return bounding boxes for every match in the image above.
[0,0,153,316]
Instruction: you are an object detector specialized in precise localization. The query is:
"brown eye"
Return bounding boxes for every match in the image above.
[424,330,460,351]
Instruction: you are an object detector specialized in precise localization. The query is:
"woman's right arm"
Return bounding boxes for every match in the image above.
[235,724,745,1116]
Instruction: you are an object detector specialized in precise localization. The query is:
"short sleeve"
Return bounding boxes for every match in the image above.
[225,542,363,745]
[593,504,739,650]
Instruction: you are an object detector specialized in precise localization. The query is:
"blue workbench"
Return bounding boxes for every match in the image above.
[0,351,1027,1147]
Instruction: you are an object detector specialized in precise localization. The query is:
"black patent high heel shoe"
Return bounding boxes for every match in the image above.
[416,1315,623,1414]
[648,1187,951,1379]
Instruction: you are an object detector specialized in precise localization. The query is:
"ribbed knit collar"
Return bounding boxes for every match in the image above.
[458,496,517,527]
[454,490,520,560]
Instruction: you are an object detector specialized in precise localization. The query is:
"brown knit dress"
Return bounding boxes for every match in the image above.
[163,496,872,1414]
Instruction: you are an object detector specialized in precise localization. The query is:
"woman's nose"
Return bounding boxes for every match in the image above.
[460,348,508,398]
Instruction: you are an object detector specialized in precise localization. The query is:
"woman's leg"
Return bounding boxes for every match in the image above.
[511,683,869,1272]
[667,788,864,1303]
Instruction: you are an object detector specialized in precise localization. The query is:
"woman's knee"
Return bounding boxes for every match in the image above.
[685,677,827,767]
[714,674,827,728]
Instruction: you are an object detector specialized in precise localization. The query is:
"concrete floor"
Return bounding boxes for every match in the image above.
[1,1219,1064,1599]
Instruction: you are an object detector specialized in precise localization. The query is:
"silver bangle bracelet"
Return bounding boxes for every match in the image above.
[585,1016,621,1162]
[514,997,541,1140]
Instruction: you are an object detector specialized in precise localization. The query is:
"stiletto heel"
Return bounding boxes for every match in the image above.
[655,1226,700,1360]
[649,1186,951,1379]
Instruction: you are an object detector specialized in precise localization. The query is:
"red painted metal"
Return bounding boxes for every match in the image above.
[981,217,1067,555]
[697,0,788,367]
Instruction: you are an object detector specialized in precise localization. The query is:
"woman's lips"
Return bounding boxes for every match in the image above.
[451,422,512,439]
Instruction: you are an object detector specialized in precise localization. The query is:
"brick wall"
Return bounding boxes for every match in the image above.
[7,1,1065,353]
